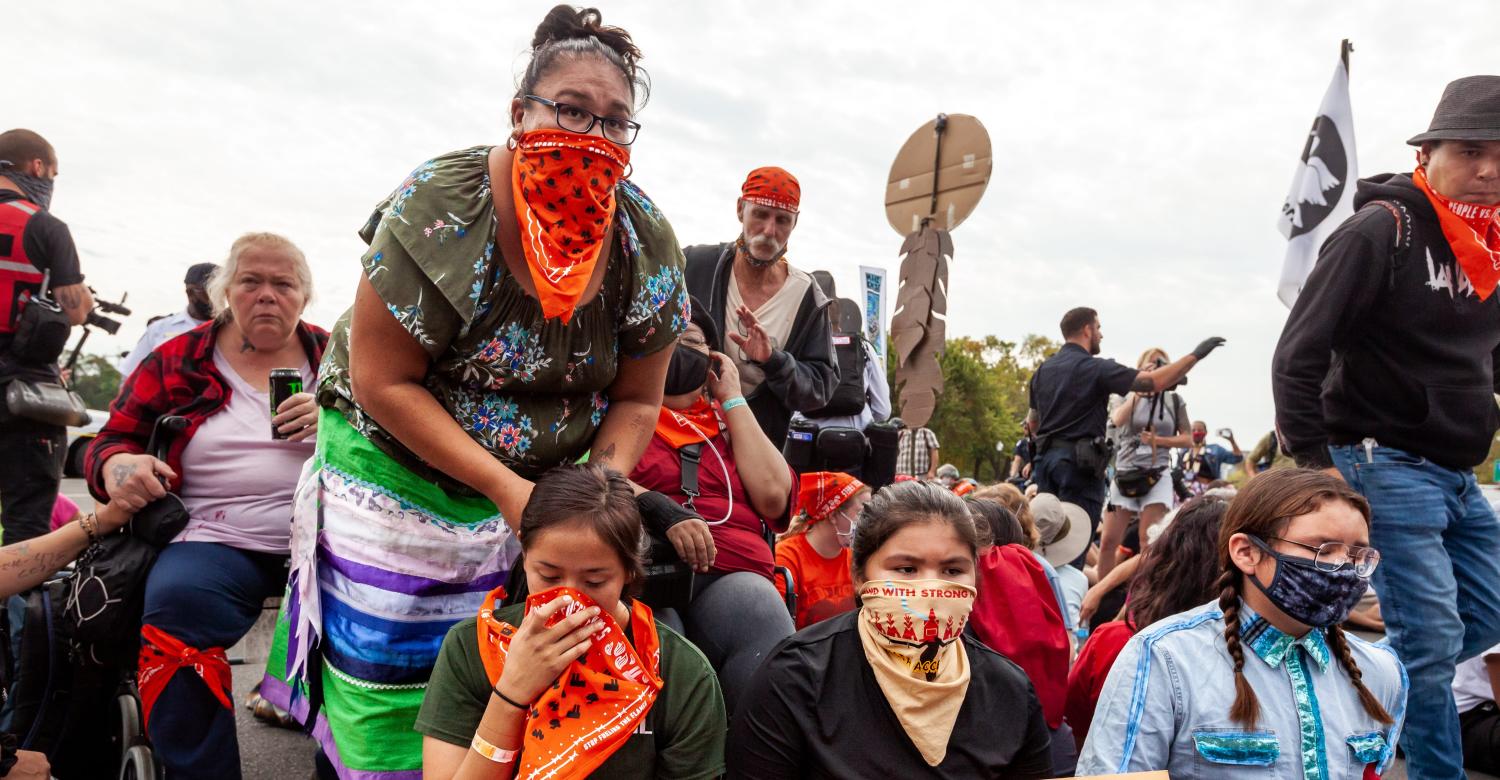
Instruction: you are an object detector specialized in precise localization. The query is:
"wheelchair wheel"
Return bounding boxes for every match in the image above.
[119,743,159,780]
[117,691,142,750]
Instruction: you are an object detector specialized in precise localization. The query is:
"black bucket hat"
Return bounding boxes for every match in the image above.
[688,296,721,353]
[1408,75,1500,145]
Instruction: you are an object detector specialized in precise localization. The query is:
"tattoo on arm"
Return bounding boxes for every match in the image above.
[110,463,137,487]
[0,543,76,579]
[57,285,82,311]
[595,443,617,464]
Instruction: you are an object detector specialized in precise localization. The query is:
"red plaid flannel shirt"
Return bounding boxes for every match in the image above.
[85,319,329,501]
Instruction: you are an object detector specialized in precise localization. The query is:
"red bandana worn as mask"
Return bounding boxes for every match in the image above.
[1414,165,1500,300]
[511,129,630,322]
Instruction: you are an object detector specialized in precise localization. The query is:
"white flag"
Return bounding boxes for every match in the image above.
[859,265,888,358]
[1277,43,1357,307]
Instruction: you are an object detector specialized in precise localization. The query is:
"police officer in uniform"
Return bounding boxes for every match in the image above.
[1026,306,1223,566]
[0,129,93,544]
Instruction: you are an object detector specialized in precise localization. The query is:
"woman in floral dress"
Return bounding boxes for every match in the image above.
[259,7,689,778]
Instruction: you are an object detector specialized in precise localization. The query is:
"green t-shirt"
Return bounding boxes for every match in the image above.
[416,605,726,780]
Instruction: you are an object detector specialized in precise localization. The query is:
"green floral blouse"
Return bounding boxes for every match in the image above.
[318,146,688,490]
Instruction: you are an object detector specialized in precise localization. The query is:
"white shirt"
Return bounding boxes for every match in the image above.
[1453,642,1500,714]
[725,263,812,398]
[121,308,210,375]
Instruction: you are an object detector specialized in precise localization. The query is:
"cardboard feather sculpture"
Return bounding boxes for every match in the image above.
[885,113,992,427]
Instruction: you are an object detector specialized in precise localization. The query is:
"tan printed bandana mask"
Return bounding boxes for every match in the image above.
[856,578,975,766]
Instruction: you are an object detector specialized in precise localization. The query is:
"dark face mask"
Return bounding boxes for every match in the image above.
[664,345,711,396]
[3,169,54,211]
[1246,536,1366,627]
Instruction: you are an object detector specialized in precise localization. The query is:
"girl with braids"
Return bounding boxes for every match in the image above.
[1078,469,1407,778]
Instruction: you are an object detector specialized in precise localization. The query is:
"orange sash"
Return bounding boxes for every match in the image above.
[1414,166,1500,300]
[476,586,662,780]
[654,396,721,450]
[510,130,630,322]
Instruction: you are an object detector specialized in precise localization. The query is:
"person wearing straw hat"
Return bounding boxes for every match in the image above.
[1030,492,1092,630]
[1273,74,1500,779]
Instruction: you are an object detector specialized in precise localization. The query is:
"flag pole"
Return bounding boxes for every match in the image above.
[1341,38,1353,72]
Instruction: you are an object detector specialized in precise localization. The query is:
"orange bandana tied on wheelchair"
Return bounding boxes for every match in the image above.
[511,129,630,322]
[476,586,662,779]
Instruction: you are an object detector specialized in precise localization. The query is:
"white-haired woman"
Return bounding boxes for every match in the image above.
[85,231,328,779]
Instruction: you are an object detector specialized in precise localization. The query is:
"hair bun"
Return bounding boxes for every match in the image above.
[531,5,605,50]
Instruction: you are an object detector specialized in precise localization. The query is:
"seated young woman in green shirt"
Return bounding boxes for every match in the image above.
[417,463,726,780]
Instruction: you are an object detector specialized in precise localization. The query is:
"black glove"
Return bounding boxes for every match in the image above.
[1191,337,1226,361]
[636,491,699,537]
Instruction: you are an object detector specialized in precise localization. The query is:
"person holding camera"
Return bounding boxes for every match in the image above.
[629,299,796,715]
[0,129,94,546]
[1026,307,1222,569]
[1096,348,1191,579]
[1176,420,1244,493]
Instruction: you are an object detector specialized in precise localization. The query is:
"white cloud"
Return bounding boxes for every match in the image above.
[11,0,1497,444]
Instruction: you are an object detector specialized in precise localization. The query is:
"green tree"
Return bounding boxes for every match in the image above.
[888,333,1060,482]
[69,353,122,410]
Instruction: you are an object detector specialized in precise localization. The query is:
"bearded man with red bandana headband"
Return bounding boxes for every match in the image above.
[683,166,837,449]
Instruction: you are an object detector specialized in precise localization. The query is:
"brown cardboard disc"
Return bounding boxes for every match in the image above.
[884,114,992,235]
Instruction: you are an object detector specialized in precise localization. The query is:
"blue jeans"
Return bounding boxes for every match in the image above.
[142,542,288,780]
[1331,444,1500,780]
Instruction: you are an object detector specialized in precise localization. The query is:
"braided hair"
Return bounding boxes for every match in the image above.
[1217,469,1390,727]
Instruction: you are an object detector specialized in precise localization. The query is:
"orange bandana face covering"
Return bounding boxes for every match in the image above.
[511,130,631,322]
[476,586,662,780]
[655,396,720,450]
[1414,166,1500,300]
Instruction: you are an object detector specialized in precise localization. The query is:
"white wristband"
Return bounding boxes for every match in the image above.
[471,733,518,764]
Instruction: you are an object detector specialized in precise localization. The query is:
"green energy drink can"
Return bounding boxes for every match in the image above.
[270,368,303,440]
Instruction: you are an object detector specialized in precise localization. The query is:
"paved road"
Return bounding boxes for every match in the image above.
[61,479,317,779]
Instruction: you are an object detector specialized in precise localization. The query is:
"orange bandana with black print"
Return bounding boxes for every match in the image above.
[476,586,661,780]
[1414,166,1500,300]
[654,396,721,450]
[511,130,631,322]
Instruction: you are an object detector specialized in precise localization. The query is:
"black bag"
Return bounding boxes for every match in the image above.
[1114,466,1165,498]
[64,494,190,653]
[4,379,89,427]
[813,427,866,473]
[804,326,867,418]
[7,294,69,366]
[862,420,899,488]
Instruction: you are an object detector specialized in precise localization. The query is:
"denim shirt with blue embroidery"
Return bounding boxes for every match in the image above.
[1077,600,1408,779]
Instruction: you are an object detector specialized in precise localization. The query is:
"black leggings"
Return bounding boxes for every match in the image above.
[1462,701,1500,775]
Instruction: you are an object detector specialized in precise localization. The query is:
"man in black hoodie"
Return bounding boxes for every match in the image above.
[683,167,836,449]
[1273,75,1500,779]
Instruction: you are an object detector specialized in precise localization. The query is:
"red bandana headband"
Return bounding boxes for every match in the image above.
[741,166,800,214]
[797,471,865,523]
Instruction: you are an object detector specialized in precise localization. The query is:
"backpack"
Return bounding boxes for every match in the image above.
[805,299,868,418]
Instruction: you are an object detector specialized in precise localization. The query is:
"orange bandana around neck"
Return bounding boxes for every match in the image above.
[1414,166,1500,300]
[511,130,630,322]
[654,396,721,450]
[476,586,662,780]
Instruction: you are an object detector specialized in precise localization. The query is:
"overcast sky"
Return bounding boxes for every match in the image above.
[11,1,1499,448]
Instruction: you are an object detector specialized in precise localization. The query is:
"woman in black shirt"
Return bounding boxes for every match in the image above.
[728,480,1053,778]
